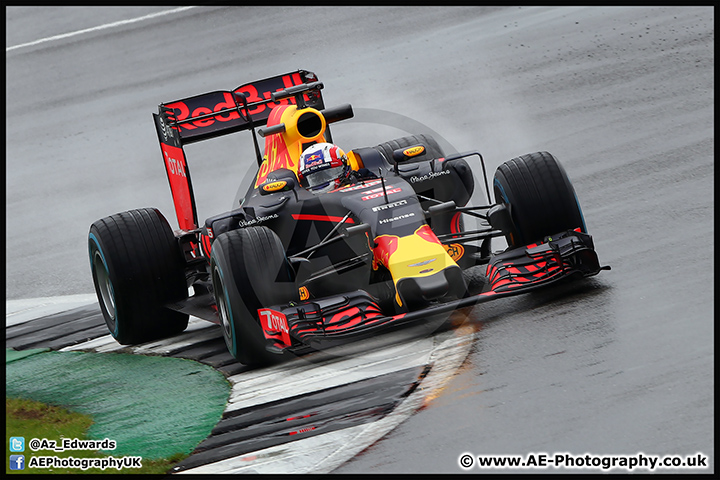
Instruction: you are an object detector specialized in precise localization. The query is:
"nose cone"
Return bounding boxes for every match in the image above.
[396,264,467,311]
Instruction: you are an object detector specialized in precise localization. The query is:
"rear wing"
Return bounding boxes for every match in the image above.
[152,70,323,232]
[155,70,324,145]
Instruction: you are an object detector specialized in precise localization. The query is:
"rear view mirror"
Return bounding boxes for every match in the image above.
[392,144,426,173]
[392,144,426,163]
[342,223,372,238]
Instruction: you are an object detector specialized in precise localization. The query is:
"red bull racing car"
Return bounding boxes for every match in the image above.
[88,70,609,365]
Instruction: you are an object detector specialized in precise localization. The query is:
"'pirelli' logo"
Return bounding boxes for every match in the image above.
[372,199,408,212]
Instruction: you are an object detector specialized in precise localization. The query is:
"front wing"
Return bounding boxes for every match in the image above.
[260,230,609,353]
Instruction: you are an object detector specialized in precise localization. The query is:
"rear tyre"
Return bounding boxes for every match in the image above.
[210,226,297,366]
[88,208,189,344]
[493,151,587,248]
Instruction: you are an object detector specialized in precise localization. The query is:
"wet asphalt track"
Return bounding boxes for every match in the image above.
[6,6,713,473]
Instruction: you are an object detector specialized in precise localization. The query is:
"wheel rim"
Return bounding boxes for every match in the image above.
[92,249,116,325]
[213,265,234,350]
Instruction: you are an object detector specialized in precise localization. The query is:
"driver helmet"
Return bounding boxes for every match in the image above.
[298,143,350,194]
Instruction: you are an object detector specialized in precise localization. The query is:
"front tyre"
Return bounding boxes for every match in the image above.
[88,208,189,344]
[493,151,587,248]
[210,226,297,366]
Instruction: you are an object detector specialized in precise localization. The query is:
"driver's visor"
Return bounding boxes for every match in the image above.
[306,165,345,189]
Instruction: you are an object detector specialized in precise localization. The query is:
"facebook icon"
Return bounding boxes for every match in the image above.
[9,455,25,470]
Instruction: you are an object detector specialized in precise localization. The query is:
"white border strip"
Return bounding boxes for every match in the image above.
[6,6,197,52]
[6,294,99,326]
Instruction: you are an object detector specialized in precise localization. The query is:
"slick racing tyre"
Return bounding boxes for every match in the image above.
[88,208,189,344]
[210,226,297,366]
[493,151,587,248]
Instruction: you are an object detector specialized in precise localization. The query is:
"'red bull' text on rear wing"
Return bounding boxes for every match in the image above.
[152,70,324,231]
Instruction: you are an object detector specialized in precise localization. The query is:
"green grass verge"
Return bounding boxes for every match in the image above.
[6,397,186,474]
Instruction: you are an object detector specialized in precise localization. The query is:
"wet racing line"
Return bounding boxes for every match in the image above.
[5,295,475,474]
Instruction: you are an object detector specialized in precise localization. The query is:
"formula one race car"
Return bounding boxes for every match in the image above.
[88,70,609,365]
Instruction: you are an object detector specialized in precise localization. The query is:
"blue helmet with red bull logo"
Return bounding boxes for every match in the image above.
[298,143,350,194]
